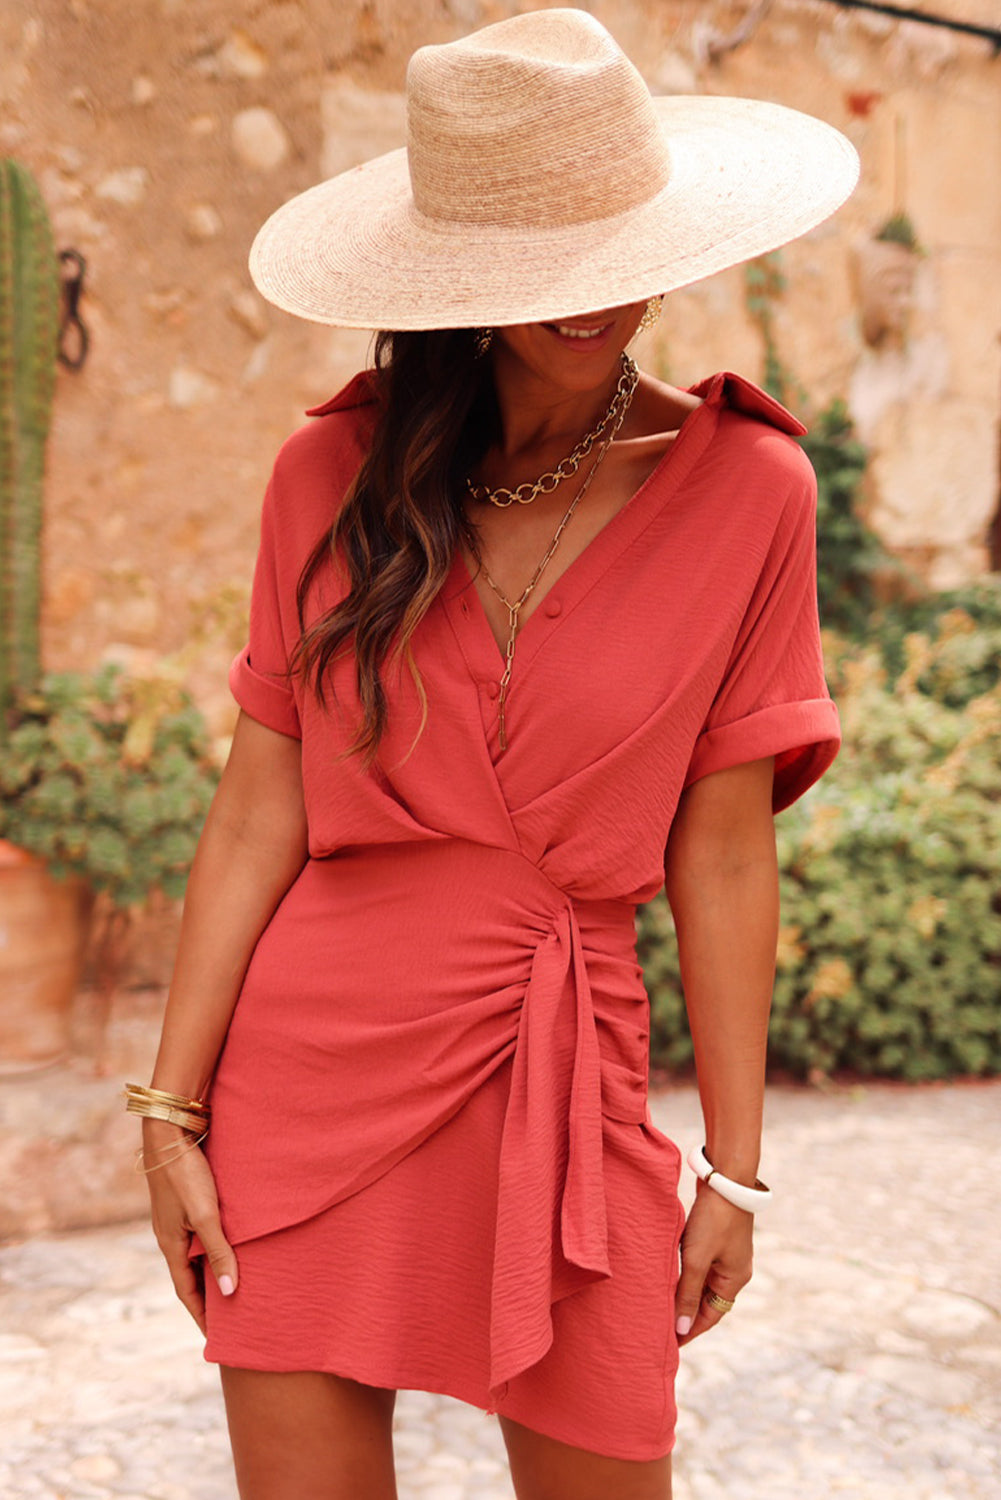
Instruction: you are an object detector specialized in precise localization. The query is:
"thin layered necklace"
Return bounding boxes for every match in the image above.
[467,354,639,751]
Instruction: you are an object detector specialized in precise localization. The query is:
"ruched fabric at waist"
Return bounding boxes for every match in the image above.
[207,839,653,1395]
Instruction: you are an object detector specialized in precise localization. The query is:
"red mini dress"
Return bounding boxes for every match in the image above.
[200,371,840,1460]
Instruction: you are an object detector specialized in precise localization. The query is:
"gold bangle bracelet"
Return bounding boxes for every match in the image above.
[134,1130,208,1175]
[126,1098,209,1134]
[124,1084,210,1135]
[124,1082,210,1113]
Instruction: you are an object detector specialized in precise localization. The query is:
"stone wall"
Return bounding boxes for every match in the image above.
[2,0,999,726]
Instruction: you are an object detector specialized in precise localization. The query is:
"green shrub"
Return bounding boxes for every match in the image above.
[640,629,1001,1081]
[866,578,1001,702]
[0,665,219,906]
[804,400,892,636]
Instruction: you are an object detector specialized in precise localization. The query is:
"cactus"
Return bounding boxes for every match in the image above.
[0,159,60,730]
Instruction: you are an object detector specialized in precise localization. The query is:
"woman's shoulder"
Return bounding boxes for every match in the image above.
[269,371,379,491]
[630,369,814,493]
[687,370,816,498]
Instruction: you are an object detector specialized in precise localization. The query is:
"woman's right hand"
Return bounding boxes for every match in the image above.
[143,1122,239,1335]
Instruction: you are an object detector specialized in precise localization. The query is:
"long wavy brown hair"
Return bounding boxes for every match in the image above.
[292,328,499,761]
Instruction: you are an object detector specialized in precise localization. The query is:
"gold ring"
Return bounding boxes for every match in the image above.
[702,1285,736,1314]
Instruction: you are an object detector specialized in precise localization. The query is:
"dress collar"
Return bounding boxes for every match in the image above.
[306,368,806,439]
[305,370,379,418]
[686,371,807,437]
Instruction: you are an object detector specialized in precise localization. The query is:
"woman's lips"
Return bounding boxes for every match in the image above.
[545,320,616,349]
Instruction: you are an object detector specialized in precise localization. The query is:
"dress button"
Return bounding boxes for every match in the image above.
[544,597,562,618]
[487,681,500,700]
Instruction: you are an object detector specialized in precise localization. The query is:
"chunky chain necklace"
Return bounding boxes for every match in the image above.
[479,367,638,751]
[467,352,639,509]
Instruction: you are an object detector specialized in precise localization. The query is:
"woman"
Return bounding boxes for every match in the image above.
[129,10,858,1499]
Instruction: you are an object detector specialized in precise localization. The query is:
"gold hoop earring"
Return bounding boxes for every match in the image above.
[474,327,494,358]
[637,296,663,335]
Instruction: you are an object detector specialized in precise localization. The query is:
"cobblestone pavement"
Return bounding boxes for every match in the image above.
[1,1079,999,1499]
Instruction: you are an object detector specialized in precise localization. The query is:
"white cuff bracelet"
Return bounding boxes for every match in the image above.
[687,1145,772,1213]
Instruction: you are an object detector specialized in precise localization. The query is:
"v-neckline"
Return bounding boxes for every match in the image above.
[444,384,721,672]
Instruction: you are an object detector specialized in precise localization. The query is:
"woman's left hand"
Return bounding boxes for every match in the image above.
[674,1186,754,1345]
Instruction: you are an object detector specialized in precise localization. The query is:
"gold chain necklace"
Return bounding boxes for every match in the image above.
[467,352,639,509]
[479,370,638,751]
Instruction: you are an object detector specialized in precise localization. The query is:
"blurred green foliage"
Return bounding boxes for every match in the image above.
[640,591,1001,1082]
[804,400,888,636]
[874,211,922,253]
[0,665,219,907]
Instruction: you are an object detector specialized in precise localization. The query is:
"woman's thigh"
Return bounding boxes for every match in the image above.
[220,1366,398,1500]
[500,1415,672,1500]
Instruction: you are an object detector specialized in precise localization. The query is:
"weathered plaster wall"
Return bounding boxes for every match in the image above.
[2,0,999,739]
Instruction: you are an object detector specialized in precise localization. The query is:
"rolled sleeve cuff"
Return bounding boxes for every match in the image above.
[685,698,840,813]
[229,647,302,740]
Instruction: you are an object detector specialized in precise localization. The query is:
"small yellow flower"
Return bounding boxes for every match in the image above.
[805,958,854,1008]
[907,895,947,939]
[935,608,976,641]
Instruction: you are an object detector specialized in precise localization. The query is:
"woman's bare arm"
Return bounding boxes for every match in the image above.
[664,755,778,1343]
[142,710,309,1330]
[149,709,308,1099]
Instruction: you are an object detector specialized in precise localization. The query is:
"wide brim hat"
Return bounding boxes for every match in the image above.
[250,7,859,331]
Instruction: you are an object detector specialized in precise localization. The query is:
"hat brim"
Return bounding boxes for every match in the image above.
[249,95,859,330]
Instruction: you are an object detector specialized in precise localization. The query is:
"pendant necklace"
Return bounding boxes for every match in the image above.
[476,370,638,751]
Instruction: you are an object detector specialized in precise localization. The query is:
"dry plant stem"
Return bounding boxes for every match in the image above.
[87,900,133,1075]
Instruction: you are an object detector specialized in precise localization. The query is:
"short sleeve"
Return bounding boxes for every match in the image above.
[684,458,839,812]
[229,473,302,740]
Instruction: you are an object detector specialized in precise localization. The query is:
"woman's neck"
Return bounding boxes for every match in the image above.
[487,350,623,468]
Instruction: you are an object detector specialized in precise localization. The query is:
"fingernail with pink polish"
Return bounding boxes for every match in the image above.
[676,1315,692,1336]
[219,1274,235,1297]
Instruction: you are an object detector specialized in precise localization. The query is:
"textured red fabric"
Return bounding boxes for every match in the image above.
[203,370,840,1457]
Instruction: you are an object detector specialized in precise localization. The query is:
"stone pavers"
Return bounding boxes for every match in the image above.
[1,1079,998,1498]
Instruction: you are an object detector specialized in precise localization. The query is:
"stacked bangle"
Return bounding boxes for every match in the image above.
[687,1145,772,1213]
[134,1130,208,1175]
[124,1083,211,1137]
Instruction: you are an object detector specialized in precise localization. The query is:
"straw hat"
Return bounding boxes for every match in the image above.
[249,7,859,331]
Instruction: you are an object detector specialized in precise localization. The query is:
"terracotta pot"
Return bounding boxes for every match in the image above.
[0,843,93,1073]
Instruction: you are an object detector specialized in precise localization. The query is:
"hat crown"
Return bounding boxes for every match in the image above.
[406,9,671,230]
